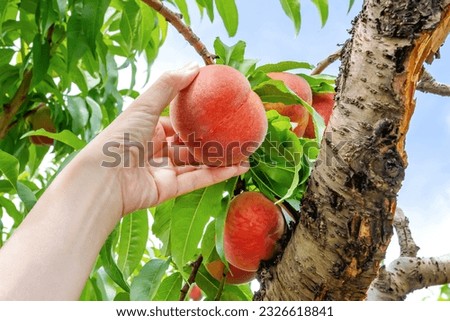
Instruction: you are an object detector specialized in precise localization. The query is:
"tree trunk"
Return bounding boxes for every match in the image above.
[257,0,450,301]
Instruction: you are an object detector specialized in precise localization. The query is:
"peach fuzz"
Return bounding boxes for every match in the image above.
[224,191,285,272]
[170,65,267,166]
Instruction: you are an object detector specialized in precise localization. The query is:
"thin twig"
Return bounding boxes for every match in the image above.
[417,68,450,96]
[142,0,216,65]
[311,48,342,75]
[179,255,203,301]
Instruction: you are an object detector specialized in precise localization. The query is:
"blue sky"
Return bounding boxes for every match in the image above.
[124,0,450,299]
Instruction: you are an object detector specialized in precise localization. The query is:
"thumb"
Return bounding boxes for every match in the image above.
[133,62,200,115]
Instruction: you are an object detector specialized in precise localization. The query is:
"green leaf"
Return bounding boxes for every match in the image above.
[0,149,19,187]
[0,48,15,66]
[130,258,170,301]
[66,1,90,70]
[67,96,90,134]
[195,265,252,301]
[196,0,214,21]
[153,273,183,301]
[300,73,336,93]
[85,97,103,135]
[174,0,190,25]
[279,0,301,35]
[214,177,237,264]
[100,228,130,292]
[22,129,87,150]
[114,292,130,301]
[311,0,328,27]
[201,221,217,264]
[0,150,36,211]
[255,61,314,74]
[348,0,356,13]
[81,0,111,56]
[117,210,149,279]
[214,37,245,66]
[0,197,23,228]
[16,182,37,212]
[120,0,140,53]
[215,0,238,37]
[152,198,175,256]
[170,182,227,269]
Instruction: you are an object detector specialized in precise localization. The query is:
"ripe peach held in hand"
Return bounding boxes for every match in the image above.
[29,105,56,146]
[206,260,256,285]
[224,192,285,272]
[303,92,335,139]
[264,72,312,137]
[170,65,268,166]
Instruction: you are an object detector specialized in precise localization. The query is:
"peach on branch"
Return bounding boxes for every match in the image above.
[189,284,202,301]
[206,260,256,285]
[170,65,267,166]
[29,105,56,146]
[224,191,285,272]
[303,92,335,139]
[264,72,312,137]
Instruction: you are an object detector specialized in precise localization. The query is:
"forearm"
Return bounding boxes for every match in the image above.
[0,146,122,300]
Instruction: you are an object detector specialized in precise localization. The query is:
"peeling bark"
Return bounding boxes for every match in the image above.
[257,0,450,301]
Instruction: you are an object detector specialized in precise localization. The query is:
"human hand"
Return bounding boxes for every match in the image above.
[91,62,249,215]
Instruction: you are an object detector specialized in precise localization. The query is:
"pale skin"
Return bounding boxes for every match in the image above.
[0,62,248,300]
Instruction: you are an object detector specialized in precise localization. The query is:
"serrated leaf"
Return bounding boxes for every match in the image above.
[130,259,170,301]
[279,0,301,35]
[255,61,314,74]
[311,0,329,27]
[153,273,183,301]
[117,209,149,279]
[215,0,238,37]
[170,182,227,269]
[100,228,130,292]
[21,129,87,150]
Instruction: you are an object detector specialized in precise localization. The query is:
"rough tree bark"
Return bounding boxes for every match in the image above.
[257,0,450,301]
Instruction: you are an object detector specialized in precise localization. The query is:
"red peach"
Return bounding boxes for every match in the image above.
[264,72,312,136]
[189,284,202,301]
[303,92,335,139]
[206,260,256,285]
[170,65,267,166]
[224,192,285,272]
[29,105,56,146]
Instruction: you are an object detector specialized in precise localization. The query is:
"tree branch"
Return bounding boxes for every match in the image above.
[179,255,203,301]
[311,48,342,75]
[368,208,449,300]
[0,70,33,139]
[393,208,420,257]
[417,69,450,96]
[367,255,450,300]
[142,0,216,65]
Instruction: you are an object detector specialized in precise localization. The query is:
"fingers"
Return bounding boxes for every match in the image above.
[133,62,200,115]
[174,164,249,197]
